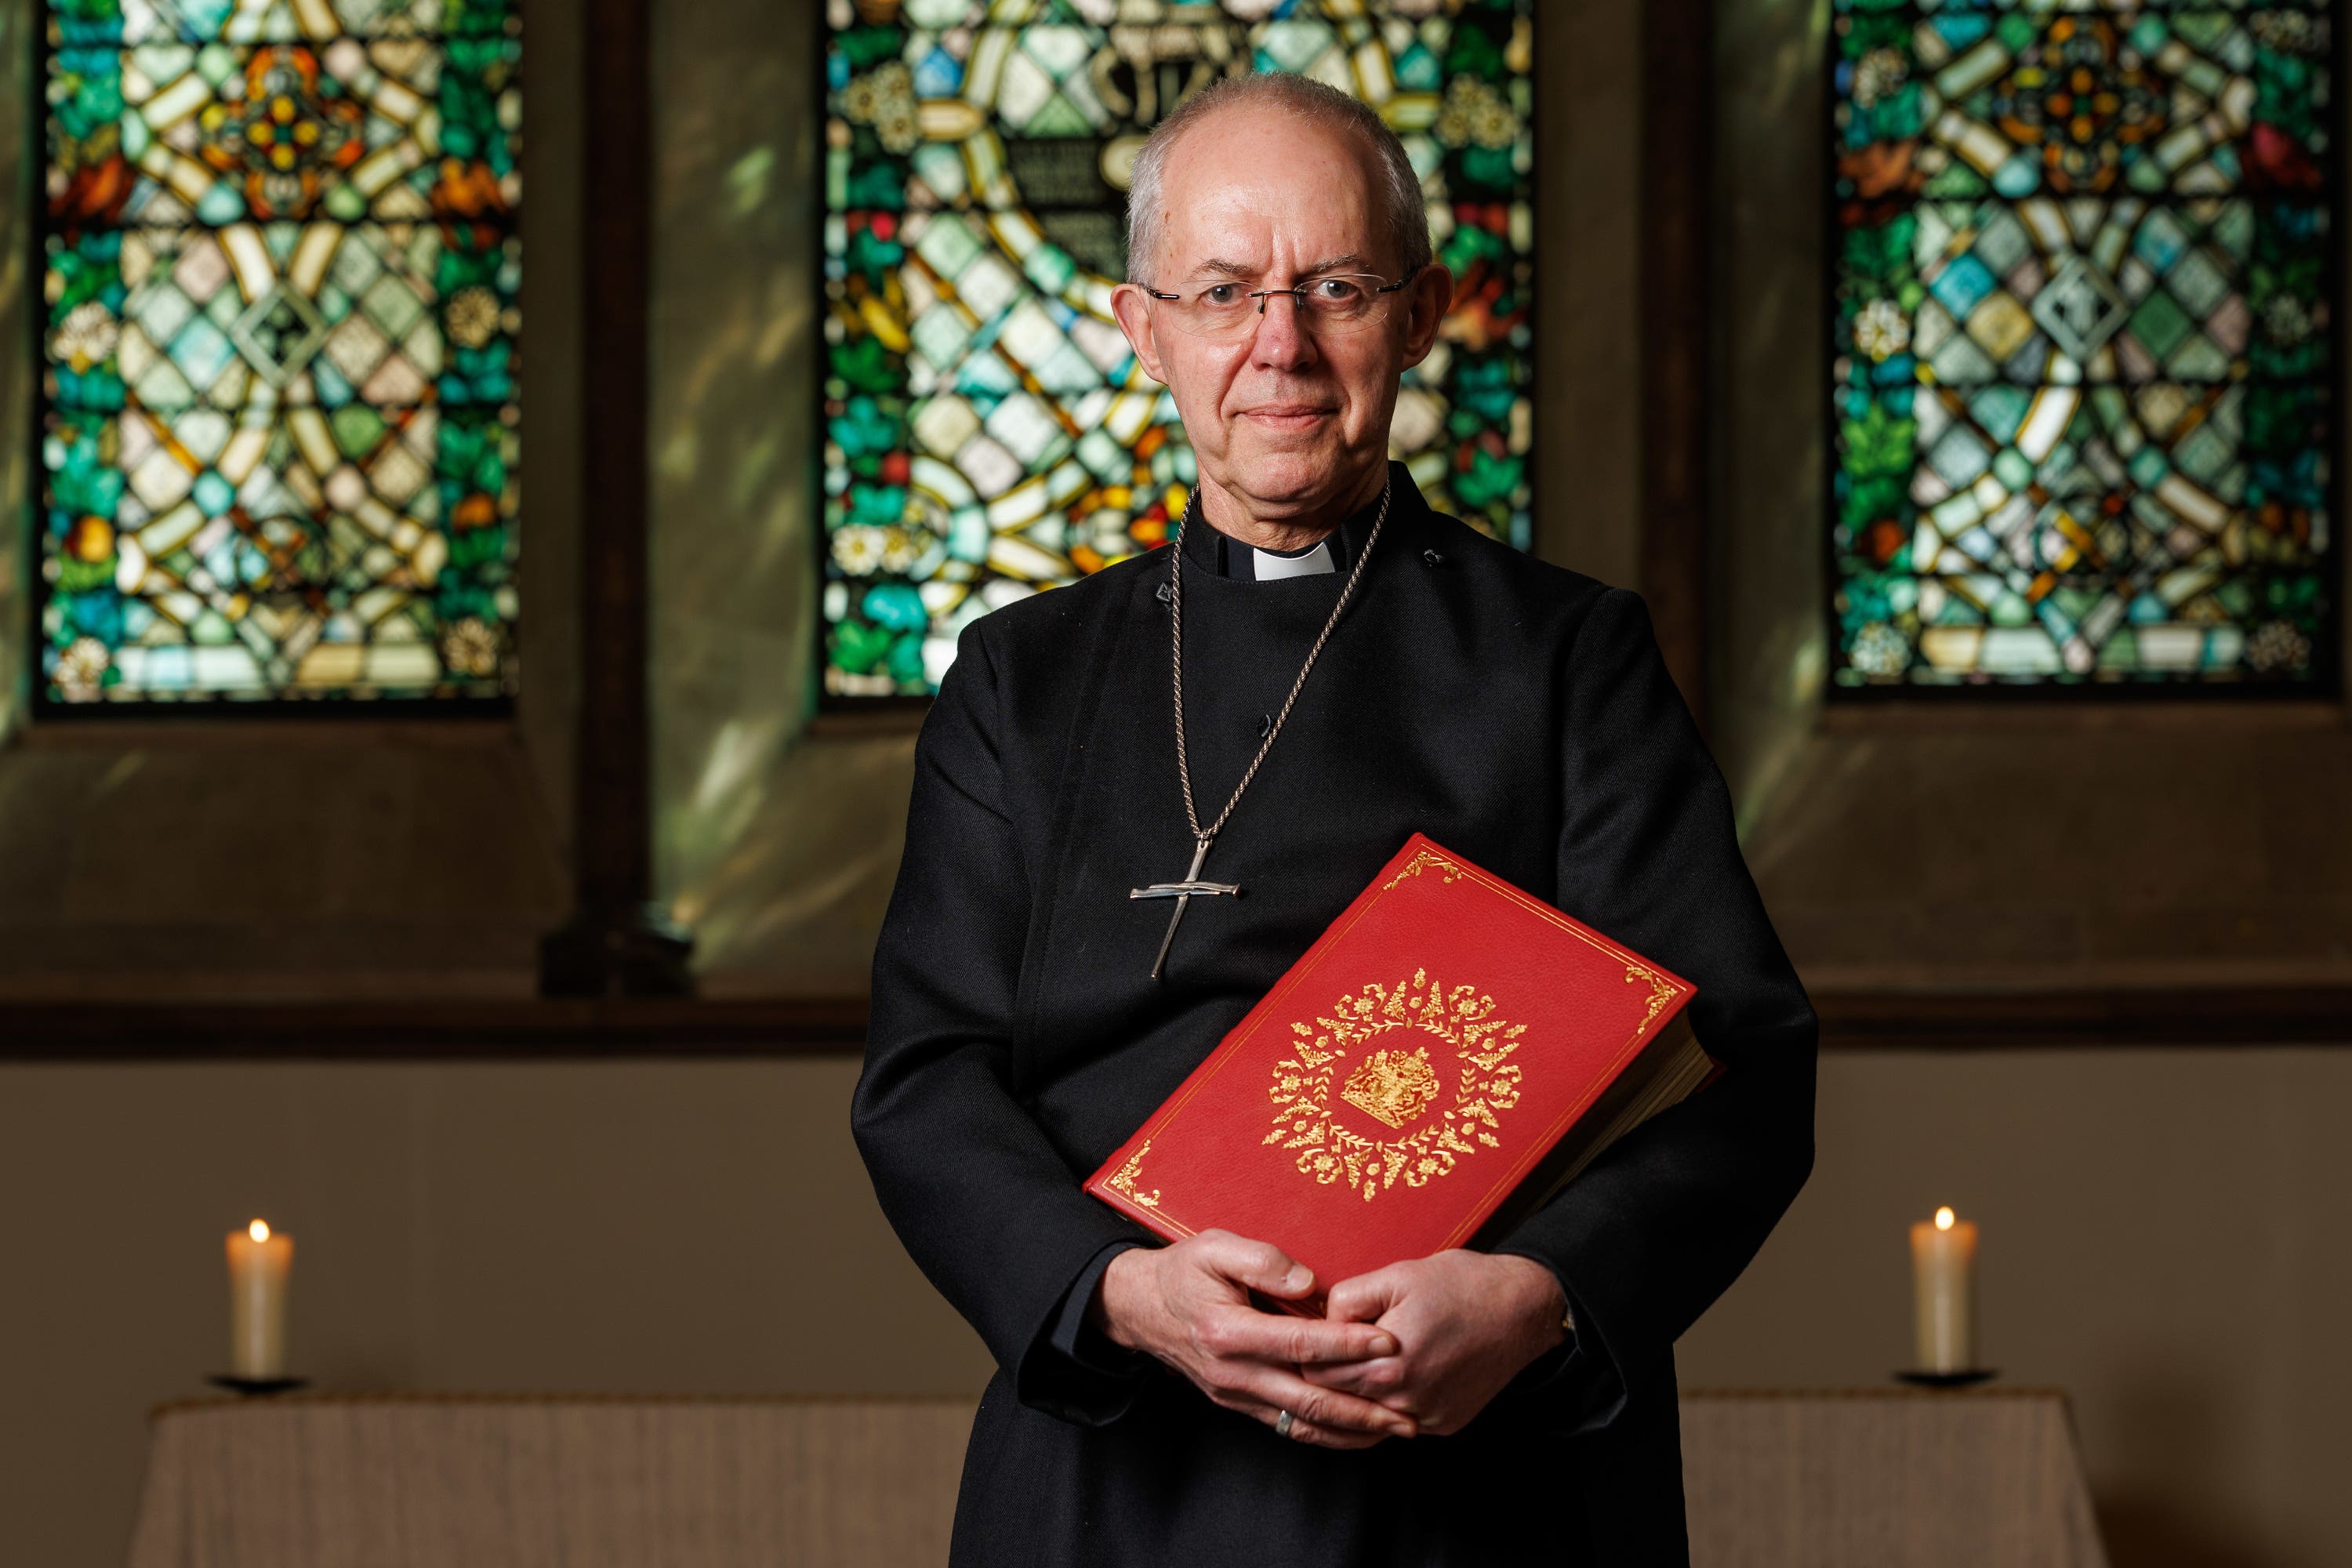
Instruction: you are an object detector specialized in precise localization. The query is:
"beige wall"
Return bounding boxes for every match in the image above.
[2,9,2347,1568]
[1680,1050,2352,1568]
[6,1049,2350,1568]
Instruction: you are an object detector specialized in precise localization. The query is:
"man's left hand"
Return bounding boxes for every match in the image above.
[1299,1250,1568,1436]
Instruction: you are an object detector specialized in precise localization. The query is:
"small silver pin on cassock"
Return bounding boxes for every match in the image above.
[1130,836,1241,981]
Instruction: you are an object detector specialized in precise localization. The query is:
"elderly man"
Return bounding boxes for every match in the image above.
[853,74,1815,1566]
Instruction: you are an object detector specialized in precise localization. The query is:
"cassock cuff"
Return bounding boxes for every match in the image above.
[1019,1239,1152,1425]
[1047,1240,1150,1373]
[1489,1247,1628,1435]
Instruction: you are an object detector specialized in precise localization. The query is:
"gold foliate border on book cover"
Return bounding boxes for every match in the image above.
[1107,1140,1160,1210]
[1380,848,1465,890]
[1264,968,1526,1203]
[1626,963,1679,1035]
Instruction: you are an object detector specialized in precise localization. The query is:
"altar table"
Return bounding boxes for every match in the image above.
[128,1388,2106,1567]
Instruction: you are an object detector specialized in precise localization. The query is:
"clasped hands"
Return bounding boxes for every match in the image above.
[1089,1229,1568,1449]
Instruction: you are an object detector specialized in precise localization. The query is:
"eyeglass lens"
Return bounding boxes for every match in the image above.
[1156,279,1395,339]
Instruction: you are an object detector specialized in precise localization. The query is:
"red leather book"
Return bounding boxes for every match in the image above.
[1085,834,1710,1305]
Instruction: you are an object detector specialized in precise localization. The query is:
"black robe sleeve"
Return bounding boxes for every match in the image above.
[851,623,1152,1425]
[1491,587,1819,1433]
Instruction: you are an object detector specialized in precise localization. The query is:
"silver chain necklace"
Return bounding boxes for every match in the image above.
[1127,477,1392,979]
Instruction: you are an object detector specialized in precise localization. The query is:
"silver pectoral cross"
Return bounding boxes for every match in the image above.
[1129,836,1242,981]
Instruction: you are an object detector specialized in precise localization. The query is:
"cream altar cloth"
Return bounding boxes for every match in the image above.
[128,1388,2105,1567]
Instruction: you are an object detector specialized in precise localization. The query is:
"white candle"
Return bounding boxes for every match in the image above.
[1909,1205,1978,1372]
[225,1219,295,1378]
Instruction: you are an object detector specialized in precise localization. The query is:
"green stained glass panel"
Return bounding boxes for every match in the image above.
[1829,2,2337,689]
[822,0,1537,699]
[37,0,523,705]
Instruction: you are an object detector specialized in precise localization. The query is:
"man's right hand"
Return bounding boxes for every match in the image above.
[1089,1229,1417,1449]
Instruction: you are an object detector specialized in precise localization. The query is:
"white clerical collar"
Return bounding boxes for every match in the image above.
[1186,512,1356,580]
[1250,540,1336,580]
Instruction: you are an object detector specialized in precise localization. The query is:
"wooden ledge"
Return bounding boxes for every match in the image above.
[803,704,929,739]
[9,713,519,749]
[0,985,2343,1058]
[1811,984,2352,1049]
[1814,697,2348,733]
[0,996,869,1059]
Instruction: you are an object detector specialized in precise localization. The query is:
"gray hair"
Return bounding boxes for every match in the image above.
[1123,73,1433,289]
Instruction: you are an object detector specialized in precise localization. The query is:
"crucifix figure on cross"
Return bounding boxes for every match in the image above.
[1130,836,1242,981]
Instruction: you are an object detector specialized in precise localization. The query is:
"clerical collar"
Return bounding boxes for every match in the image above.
[1233,535,1337,580]
[1179,494,1384,581]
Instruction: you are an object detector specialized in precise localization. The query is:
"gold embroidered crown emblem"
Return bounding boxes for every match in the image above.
[1265,968,1526,1203]
[1341,1047,1442,1130]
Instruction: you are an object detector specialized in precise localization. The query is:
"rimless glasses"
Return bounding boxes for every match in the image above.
[1142,273,1414,341]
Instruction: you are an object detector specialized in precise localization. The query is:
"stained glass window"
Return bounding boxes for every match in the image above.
[822,0,1534,699]
[37,0,523,706]
[1830,3,2337,689]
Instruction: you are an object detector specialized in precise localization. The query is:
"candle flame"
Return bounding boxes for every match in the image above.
[1934,1207,1955,1231]
[248,1219,271,1243]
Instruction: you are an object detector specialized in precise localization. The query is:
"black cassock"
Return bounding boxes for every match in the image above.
[853,467,1817,1567]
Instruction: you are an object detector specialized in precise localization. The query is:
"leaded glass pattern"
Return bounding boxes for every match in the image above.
[823,0,1534,699]
[37,0,522,705]
[1830,2,2338,689]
